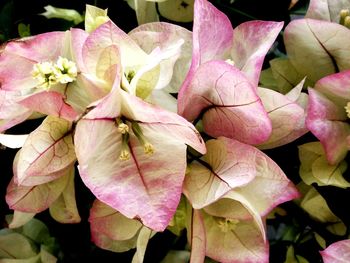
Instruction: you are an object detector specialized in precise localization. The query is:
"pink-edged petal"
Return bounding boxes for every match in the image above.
[284,19,350,85]
[306,88,350,164]
[257,82,308,149]
[70,28,89,71]
[178,0,233,103]
[49,167,81,223]
[231,21,283,86]
[6,171,70,213]
[192,0,233,66]
[184,138,256,209]
[120,90,205,154]
[83,20,146,72]
[0,52,37,91]
[5,32,66,62]
[14,116,76,186]
[0,134,28,149]
[187,209,206,263]
[233,142,300,216]
[306,0,350,22]
[75,119,187,231]
[19,91,78,121]
[89,200,143,243]
[129,22,192,93]
[320,239,350,263]
[314,69,350,105]
[203,211,268,263]
[179,60,271,145]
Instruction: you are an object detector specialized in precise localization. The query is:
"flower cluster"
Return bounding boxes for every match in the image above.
[1,0,350,262]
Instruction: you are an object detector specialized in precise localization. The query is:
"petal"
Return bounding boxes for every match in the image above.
[5,32,66,62]
[231,21,283,86]
[187,209,206,263]
[202,212,268,263]
[49,167,81,223]
[14,116,76,186]
[75,118,187,231]
[320,239,350,263]
[179,60,271,145]
[19,91,78,121]
[6,171,70,213]
[120,90,206,154]
[284,19,350,85]
[257,82,308,149]
[184,138,256,209]
[0,134,28,149]
[8,211,35,229]
[158,0,194,23]
[134,0,159,25]
[306,88,350,164]
[129,22,192,93]
[131,227,153,263]
[306,0,350,22]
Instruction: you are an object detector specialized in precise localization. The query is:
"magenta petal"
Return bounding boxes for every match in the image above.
[179,60,271,145]
[19,91,78,121]
[306,88,350,164]
[231,21,283,86]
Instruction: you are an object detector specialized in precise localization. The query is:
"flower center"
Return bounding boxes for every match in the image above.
[215,217,239,232]
[339,9,350,28]
[32,57,77,90]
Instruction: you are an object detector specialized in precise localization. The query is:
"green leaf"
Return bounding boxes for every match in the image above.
[40,5,83,25]
[18,23,31,37]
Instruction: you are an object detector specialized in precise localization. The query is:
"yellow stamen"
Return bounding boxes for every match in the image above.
[340,9,350,25]
[54,56,78,83]
[215,217,239,232]
[144,142,154,155]
[119,149,130,160]
[131,121,155,156]
[225,59,235,66]
[117,123,129,134]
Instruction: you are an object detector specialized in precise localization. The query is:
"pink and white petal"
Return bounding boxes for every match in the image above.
[49,167,81,223]
[231,21,283,87]
[19,91,78,122]
[5,32,66,62]
[314,70,350,105]
[129,22,192,93]
[120,90,205,154]
[257,87,307,149]
[75,119,187,231]
[187,209,206,263]
[192,0,233,66]
[82,20,146,72]
[179,61,271,145]
[89,200,143,242]
[320,239,350,263]
[145,89,177,113]
[306,0,350,22]
[203,212,268,263]
[15,116,76,186]
[306,88,350,164]
[0,134,28,149]
[233,146,300,216]
[284,19,350,85]
[70,28,89,71]
[6,172,70,213]
[0,52,38,91]
[184,138,256,209]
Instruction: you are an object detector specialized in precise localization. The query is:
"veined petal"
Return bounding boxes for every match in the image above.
[306,0,350,22]
[257,81,308,150]
[120,90,205,154]
[202,211,268,263]
[6,170,70,213]
[284,19,350,85]
[19,91,78,121]
[306,88,350,164]
[179,60,271,145]
[75,118,187,231]
[4,31,66,62]
[14,116,76,186]
[187,209,206,263]
[231,21,283,87]
[184,138,256,209]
